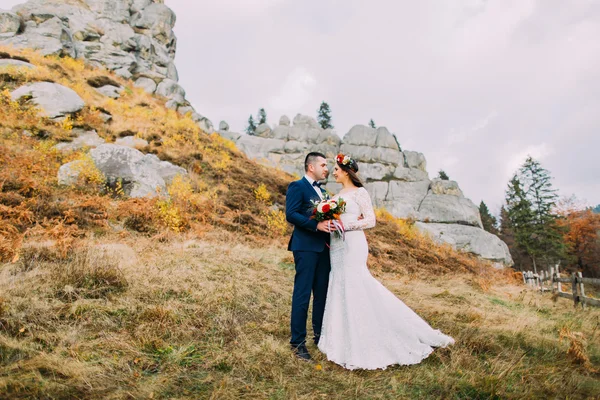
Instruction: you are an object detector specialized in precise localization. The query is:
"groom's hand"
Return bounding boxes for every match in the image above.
[317,220,332,233]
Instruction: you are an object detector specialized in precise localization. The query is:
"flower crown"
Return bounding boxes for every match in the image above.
[336,153,358,172]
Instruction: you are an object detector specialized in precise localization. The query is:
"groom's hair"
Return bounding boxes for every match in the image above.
[304,152,326,172]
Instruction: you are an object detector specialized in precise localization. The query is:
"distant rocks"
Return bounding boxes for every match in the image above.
[216,114,513,266]
[219,121,229,131]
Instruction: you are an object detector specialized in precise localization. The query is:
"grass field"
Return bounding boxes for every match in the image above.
[1,232,598,399]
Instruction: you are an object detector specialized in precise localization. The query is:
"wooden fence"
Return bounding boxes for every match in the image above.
[522,265,600,308]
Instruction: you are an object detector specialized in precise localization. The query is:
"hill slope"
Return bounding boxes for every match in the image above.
[1,47,599,399]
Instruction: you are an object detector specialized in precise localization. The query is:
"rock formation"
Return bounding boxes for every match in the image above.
[218,115,512,266]
[0,0,212,132]
[59,144,187,198]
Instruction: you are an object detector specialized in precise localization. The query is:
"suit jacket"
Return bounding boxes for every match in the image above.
[286,177,330,252]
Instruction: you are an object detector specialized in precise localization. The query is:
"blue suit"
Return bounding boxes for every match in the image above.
[286,177,331,346]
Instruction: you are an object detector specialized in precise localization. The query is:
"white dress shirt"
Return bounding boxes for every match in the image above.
[304,175,323,200]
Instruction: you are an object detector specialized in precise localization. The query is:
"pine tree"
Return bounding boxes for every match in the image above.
[504,157,565,273]
[479,201,498,234]
[257,108,267,125]
[245,115,256,135]
[498,205,530,271]
[369,119,376,129]
[317,101,333,129]
[519,157,565,268]
[593,204,600,214]
[505,175,537,271]
[438,170,449,180]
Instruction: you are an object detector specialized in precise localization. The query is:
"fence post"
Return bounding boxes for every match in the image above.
[572,272,579,308]
[540,271,545,292]
[556,264,562,293]
[577,272,586,309]
[550,267,555,293]
[530,271,535,288]
[522,271,526,284]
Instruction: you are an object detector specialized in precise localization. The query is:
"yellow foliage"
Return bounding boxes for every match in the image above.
[168,174,194,202]
[61,116,74,131]
[375,208,418,240]
[264,209,288,236]
[156,199,185,232]
[254,183,271,204]
[57,56,86,73]
[73,154,106,185]
[209,132,237,152]
[211,150,231,171]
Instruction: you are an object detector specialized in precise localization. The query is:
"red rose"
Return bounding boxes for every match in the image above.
[312,208,317,215]
[322,204,331,213]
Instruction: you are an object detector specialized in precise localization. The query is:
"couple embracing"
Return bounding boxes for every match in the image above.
[286,152,454,370]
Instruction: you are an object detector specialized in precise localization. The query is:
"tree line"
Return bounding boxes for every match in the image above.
[244,102,380,135]
[478,157,600,278]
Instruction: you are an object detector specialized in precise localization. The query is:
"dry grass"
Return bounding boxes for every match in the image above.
[0,234,598,399]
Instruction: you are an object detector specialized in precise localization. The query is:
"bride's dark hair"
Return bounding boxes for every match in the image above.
[336,154,364,188]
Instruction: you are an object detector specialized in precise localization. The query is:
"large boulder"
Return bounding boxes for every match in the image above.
[134,77,157,93]
[236,135,286,160]
[68,144,188,198]
[418,191,483,228]
[255,123,272,138]
[219,121,229,131]
[0,10,22,38]
[415,222,513,266]
[58,160,86,186]
[54,130,105,151]
[384,180,431,219]
[279,115,290,126]
[340,125,401,165]
[11,82,85,119]
[114,136,149,148]
[0,59,35,69]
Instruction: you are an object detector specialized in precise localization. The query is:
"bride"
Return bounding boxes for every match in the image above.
[317,153,455,370]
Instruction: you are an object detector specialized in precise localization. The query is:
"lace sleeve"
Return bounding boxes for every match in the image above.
[344,187,376,231]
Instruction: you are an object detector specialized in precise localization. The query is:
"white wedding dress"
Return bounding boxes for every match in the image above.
[317,187,455,370]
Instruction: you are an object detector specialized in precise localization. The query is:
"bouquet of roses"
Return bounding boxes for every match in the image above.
[310,198,347,239]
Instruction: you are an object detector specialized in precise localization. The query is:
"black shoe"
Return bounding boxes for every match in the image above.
[291,344,312,361]
[313,335,320,346]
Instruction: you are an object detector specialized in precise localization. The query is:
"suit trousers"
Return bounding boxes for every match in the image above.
[290,249,331,346]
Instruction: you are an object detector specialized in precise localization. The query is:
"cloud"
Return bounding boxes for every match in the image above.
[505,143,554,178]
[268,67,317,114]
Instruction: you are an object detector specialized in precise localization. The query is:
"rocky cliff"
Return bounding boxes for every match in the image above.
[0,0,212,131]
[0,0,512,266]
[219,116,513,266]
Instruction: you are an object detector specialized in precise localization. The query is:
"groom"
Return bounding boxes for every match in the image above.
[285,152,332,361]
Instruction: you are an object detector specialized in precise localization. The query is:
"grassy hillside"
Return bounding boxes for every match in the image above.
[1,47,599,399]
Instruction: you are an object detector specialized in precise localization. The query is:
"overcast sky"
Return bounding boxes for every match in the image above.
[5,0,599,213]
